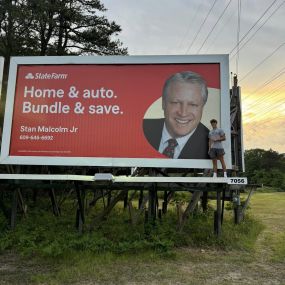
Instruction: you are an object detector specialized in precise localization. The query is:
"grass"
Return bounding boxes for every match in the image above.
[249,191,285,264]
[0,191,285,284]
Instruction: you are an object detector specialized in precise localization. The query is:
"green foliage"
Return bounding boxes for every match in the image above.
[0,198,264,258]
[245,149,285,190]
[0,0,127,61]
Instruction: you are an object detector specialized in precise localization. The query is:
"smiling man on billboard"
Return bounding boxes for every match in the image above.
[143,71,209,159]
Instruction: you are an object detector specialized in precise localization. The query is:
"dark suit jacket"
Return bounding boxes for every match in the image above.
[143,118,209,159]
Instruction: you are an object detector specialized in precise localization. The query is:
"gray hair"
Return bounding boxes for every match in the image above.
[162,71,208,105]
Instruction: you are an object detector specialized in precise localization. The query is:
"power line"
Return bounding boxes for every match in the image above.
[243,67,285,98]
[229,0,279,55]
[185,0,218,54]
[230,0,285,59]
[204,9,235,53]
[244,80,285,105]
[244,98,285,122]
[178,0,204,50]
[239,42,285,82]
[243,85,285,116]
[242,82,285,122]
[244,95,283,112]
[244,106,285,127]
[197,0,233,54]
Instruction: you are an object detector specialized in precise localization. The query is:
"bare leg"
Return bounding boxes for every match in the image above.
[212,159,218,175]
[218,155,227,172]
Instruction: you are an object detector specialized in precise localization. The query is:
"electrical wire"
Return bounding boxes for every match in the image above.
[204,8,235,53]
[244,67,285,98]
[197,0,233,54]
[178,0,204,50]
[246,95,284,114]
[244,81,285,106]
[230,0,285,59]
[239,42,285,82]
[229,0,279,55]
[185,0,218,54]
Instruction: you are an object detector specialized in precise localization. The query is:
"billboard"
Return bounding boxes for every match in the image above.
[0,55,231,169]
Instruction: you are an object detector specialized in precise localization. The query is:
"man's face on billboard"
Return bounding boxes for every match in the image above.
[162,81,204,138]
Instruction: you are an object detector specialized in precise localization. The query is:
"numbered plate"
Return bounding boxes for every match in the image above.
[227,177,248,185]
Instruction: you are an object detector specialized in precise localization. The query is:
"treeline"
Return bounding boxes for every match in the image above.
[244,148,285,190]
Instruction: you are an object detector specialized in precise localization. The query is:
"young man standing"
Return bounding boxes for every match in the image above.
[208,119,227,178]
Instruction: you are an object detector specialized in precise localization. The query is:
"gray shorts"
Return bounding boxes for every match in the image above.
[209,148,225,159]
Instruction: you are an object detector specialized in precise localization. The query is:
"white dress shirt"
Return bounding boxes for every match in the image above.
[158,124,197,159]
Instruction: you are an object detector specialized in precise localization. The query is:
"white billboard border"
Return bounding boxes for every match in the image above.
[0,55,231,169]
[0,57,4,105]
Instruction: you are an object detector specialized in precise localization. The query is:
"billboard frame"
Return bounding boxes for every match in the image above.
[0,55,231,169]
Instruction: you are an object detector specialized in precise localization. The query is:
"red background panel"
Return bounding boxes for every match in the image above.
[9,63,220,158]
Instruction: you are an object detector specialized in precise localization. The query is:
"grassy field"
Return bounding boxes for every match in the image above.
[0,191,285,285]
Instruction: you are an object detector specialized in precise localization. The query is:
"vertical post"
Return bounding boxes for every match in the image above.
[48,169,60,216]
[214,189,222,236]
[147,168,157,223]
[201,191,208,212]
[107,191,112,207]
[123,191,128,210]
[148,183,157,222]
[75,182,85,233]
[49,188,61,216]
[138,190,143,208]
[10,189,18,230]
[234,190,242,224]
[221,187,226,225]
[162,191,168,214]
[231,74,244,173]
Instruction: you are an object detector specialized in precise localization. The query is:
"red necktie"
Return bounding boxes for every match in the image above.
[162,138,178,158]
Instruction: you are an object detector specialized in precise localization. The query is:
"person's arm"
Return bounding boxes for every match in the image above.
[215,130,226,142]
[217,134,226,141]
[208,138,213,151]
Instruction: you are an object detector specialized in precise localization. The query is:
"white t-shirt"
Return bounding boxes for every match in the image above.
[208,128,225,149]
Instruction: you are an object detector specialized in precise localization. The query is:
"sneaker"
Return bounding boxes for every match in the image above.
[224,172,227,178]
[213,173,217,178]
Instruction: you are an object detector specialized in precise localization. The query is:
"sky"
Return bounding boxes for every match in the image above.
[101,0,285,153]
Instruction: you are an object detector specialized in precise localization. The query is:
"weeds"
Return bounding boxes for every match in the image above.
[0,196,264,258]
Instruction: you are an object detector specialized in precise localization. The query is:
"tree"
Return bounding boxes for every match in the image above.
[27,0,127,56]
[0,0,127,61]
[0,1,37,60]
[244,148,285,190]
[0,0,127,105]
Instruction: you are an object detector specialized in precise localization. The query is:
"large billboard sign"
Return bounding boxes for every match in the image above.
[0,55,231,168]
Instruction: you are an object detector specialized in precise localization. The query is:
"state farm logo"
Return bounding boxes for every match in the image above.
[25,72,68,80]
[25,73,34,79]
